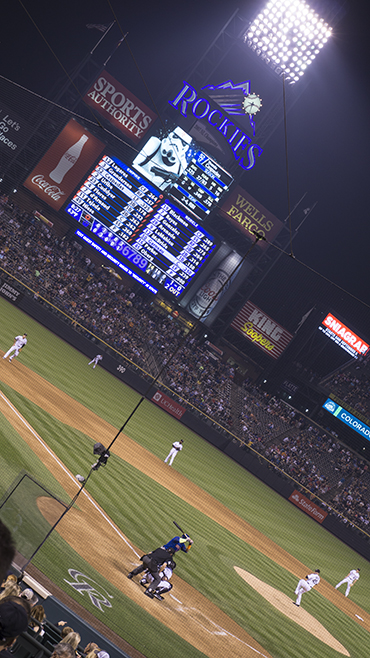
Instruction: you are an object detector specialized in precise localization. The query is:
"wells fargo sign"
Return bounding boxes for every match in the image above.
[231,300,293,359]
[84,71,157,143]
[289,490,328,524]
[220,186,283,249]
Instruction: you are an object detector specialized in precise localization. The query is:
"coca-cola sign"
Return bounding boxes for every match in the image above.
[83,72,157,143]
[231,300,293,359]
[23,119,104,210]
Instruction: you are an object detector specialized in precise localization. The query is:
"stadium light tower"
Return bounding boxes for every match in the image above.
[244,0,333,83]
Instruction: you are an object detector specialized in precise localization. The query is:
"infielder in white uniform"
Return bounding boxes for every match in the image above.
[2,334,27,362]
[294,569,320,606]
[335,569,360,597]
[164,439,183,465]
[88,354,103,369]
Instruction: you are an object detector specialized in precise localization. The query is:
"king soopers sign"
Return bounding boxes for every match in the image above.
[169,82,263,172]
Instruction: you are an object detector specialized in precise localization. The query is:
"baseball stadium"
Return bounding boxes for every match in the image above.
[1,2,370,658]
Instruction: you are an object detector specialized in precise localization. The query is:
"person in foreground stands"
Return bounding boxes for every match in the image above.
[0,521,16,583]
[0,596,31,658]
[50,645,76,658]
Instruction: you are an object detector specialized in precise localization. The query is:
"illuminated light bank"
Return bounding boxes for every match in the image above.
[75,229,158,295]
[244,0,333,84]
[169,82,263,171]
[323,398,370,441]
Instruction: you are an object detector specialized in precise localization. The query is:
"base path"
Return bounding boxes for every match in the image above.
[1,361,368,655]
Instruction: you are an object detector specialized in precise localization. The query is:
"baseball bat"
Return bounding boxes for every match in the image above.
[173,520,185,534]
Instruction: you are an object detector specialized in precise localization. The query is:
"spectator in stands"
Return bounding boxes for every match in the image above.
[0,583,21,601]
[60,626,74,638]
[0,596,31,658]
[59,631,81,650]
[50,645,76,658]
[0,576,17,595]
[0,521,15,583]
[29,604,46,634]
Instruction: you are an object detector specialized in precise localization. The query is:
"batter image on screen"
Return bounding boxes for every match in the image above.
[132,126,191,190]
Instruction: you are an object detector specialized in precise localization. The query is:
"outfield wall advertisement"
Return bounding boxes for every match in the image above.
[151,390,186,419]
[289,490,328,523]
[231,300,293,359]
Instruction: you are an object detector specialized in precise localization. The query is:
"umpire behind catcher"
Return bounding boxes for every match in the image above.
[127,547,176,598]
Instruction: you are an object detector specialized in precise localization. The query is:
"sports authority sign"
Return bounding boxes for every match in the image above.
[231,301,293,359]
[84,71,157,143]
[289,490,328,524]
[319,313,369,358]
[220,186,283,250]
[23,119,104,211]
[151,390,186,419]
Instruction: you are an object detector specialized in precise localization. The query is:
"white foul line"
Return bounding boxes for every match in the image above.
[0,390,140,557]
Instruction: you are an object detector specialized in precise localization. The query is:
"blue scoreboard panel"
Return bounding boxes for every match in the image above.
[65,154,216,297]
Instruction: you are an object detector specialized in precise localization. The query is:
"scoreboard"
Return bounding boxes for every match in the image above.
[132,125,233,222]
[65,154,216,297]
[170,150,234,220]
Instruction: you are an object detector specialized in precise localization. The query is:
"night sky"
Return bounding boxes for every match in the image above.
[2,0,370,316]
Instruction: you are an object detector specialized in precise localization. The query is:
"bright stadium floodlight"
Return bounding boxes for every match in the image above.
[244,0,333,83]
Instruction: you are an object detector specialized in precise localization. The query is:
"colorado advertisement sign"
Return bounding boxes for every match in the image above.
[323,398,370,442]
[289,490,328,524]
[220,186,283,250]
[319,313,369,358]
[23,119,104,210]
[84,71,157,143]
[231,301,293,359]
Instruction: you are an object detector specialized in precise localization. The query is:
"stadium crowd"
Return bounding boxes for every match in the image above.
[1,200,370,533]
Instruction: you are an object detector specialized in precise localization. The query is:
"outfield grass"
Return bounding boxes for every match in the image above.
[1,297,369,658]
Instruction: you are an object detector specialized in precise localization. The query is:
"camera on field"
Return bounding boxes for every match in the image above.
[91,442,111,470]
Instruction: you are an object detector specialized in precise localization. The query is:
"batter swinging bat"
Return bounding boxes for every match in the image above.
[173,520,185,534]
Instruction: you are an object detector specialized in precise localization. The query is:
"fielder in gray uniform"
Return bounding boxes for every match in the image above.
[335,569,360,597]
[294,569,320,606]
[88,354,103,368]
[2,334,27,362]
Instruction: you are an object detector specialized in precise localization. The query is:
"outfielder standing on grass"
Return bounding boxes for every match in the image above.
[335,568,360,597]
[164,439,183,466]
[2,333,27,363]
[293,569,320,606]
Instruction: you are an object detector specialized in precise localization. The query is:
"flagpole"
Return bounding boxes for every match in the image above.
[103,33,128,67]
[90,20,116,55]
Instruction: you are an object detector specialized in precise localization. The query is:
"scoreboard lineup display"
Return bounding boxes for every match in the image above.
[169,150,234,220]
[65,155,216,297]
